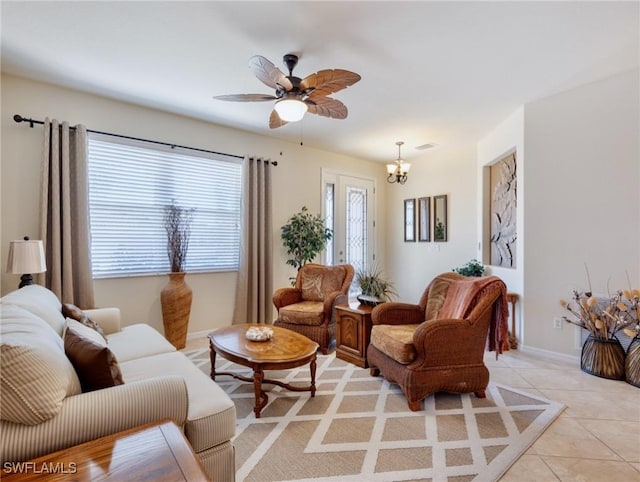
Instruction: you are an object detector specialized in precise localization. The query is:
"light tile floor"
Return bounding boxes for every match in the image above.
[485,349,640,481]
[185,337,640,481]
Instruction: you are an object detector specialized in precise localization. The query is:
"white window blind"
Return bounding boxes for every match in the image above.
[87,135,242,278]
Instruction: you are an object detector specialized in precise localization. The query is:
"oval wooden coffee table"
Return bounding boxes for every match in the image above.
[208,324,318,418]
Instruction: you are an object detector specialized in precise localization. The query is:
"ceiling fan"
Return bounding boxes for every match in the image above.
[213,54,361,129]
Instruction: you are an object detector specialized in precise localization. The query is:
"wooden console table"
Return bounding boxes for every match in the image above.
[2,420,208,482]
[507,292,519,349]
[336,302,373,368]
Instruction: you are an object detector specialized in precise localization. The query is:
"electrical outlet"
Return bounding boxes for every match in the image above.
[553,317,563,329]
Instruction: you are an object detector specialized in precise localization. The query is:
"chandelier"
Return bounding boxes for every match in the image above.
[386,141,411,184]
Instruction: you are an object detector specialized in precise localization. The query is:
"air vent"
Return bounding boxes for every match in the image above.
[415,143,436,150]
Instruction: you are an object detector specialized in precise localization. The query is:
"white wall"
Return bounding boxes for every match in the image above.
[477,108,525,339]
[1,74,388,335]
[385,144,478,303]
[4,71,636,357]
[523,70,639,355]
[476,71,639,357]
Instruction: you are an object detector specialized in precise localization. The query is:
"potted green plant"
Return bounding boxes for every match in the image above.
[356,264,397,306]
[280,206,332,272]
[160,201,194,349]
[452,259,486,277]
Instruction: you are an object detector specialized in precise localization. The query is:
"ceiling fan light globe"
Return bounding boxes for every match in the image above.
[274,99,308,122]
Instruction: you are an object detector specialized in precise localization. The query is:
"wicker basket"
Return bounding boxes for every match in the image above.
[580,335,625,380]
[624,336,640,388]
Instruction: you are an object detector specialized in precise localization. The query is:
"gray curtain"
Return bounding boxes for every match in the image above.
[39,118,95,308]
[232,156,273,324]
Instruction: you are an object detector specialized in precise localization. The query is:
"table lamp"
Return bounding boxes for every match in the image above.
[6,236,47,289]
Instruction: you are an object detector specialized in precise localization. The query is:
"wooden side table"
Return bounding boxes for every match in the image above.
[506,292,519,349]
[2,420,208,482]
[336,302,373,368]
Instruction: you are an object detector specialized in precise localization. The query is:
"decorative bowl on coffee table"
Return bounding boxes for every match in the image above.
[245,326,274,342]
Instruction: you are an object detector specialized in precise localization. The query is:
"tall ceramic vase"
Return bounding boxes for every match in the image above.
[161,272,192,349]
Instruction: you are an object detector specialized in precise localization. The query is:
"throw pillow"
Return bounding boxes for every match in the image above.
[62,303,106,339]
[0,343,72,425]
[64,318,124,392]
[425,276,454,321]
[300,265,346,301]
[301,271,324,301]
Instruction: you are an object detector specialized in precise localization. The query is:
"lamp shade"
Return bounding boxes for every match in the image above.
[6,239,46,274]
[274,98,308,122]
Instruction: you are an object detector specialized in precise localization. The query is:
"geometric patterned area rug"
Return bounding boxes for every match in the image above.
[183,348,565,482]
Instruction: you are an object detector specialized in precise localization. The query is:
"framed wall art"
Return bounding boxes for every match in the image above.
[404,199,416,242]
[418,196,430,242]
[489,152,517,267]
[433,194,448,242]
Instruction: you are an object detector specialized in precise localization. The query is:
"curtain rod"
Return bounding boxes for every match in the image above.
[13,114,278,166]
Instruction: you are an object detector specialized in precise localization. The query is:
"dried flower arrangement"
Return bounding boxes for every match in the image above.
[560,269,640,341]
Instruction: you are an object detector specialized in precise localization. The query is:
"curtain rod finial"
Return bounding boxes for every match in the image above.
[13,115,34,128]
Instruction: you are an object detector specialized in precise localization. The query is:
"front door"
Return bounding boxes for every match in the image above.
[322,171,375,296]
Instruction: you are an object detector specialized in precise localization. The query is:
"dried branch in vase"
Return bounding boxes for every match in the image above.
[560,288,640,341]
[164,201,194,273]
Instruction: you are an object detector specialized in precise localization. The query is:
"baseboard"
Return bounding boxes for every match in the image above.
[520,343,580,364]
[186,329,212,341]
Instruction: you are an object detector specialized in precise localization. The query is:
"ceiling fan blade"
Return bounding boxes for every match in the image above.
[269,109,288,129]
[213,94,277,102]
[300,69,361,98]
[249,55,293,92]
[305,97,348,119]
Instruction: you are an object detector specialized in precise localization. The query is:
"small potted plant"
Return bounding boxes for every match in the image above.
[453,259,486,277]
[356,264,397,306]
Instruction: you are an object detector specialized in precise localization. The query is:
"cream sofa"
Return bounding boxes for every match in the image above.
[0,285,236,482]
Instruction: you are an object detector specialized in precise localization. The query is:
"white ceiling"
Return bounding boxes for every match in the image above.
[2,1,638,162]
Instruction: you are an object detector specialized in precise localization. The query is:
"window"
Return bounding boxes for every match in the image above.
[88,135,242,278]
[324,182,335,265]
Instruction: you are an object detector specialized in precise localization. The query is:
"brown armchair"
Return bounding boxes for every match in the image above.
[367,272,509,411]
[273,263,354,354]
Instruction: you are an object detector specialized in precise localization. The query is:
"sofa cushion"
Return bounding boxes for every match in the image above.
[119,351,236,452]
[1,285,66,335]
[64,319,125,392]
[106,324,176,363]
[279,301,324,326]
[300,265,345,301]
[62,303,105,339]
[370,324,418,365]
[1,305,81,425]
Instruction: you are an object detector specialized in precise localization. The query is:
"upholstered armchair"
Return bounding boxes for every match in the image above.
[273,263,354,354]
[367,272,509,411]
